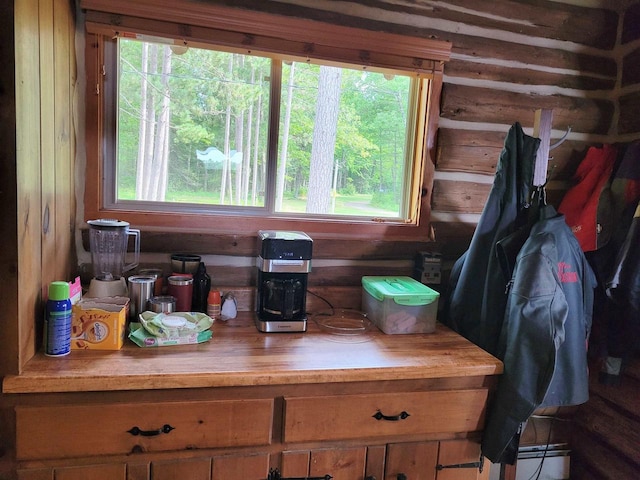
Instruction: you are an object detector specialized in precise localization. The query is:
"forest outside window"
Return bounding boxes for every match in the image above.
[115,37,416,218]
[82,1,451,237]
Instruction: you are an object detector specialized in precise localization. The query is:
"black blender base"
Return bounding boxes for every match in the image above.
[255,314,307,333]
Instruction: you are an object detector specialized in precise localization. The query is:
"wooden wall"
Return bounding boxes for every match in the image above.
[200,0,623,259]
[86,0,638,293]
[1,0,77,375]
[570,3,640,478]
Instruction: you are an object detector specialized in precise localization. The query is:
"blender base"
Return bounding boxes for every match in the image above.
[87,277,128,298]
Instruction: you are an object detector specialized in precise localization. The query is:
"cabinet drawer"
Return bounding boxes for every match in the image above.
[16,398,274,460]
[283,389,488,443]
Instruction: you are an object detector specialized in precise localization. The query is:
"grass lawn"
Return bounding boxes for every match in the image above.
[117,188,398,217]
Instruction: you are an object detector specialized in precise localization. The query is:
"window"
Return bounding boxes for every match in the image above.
[82,0,451,239]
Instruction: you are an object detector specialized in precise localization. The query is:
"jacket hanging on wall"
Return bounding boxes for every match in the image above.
[481,205,596,464]
[557,144,618,252]
[441,122,540,356]
[442,122,596,464]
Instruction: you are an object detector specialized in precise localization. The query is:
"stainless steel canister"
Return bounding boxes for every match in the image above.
[127,275,156,319]
[138,268,164,296]
[147,295,177,314]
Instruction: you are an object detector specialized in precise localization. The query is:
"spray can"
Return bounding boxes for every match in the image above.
[44,281,72,356]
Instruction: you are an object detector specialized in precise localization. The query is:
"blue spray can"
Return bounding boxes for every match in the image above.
[44,281,72,356]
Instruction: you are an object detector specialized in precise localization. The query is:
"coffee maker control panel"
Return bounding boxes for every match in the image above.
[258,231,313,260]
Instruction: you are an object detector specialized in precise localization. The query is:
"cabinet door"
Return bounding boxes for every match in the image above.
[281,447,367,480]
[385,441,438,480]
[18,464,127,480]
[150,458,211,480]
[58,464,127,480]
[436,440,488,480]
[212,453,270,480]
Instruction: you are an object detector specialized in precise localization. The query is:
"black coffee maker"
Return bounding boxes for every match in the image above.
[256,231,313,332]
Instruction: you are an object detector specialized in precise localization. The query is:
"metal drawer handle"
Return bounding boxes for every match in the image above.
[266,468,332,480]
[372,410,410,421]
[127,424,175,437]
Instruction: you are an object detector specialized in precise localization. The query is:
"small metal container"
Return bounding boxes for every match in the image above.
[138,268,164,296]
[147,295,177,314]
[127,275,157,319]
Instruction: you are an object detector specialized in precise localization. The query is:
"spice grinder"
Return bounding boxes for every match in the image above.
[256,231,313,332]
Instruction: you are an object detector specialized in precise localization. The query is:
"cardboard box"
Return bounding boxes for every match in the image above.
[361,276,439,334]
[71,297,129,350]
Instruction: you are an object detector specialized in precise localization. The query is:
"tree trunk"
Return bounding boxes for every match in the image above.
[135,43,150,200]
[151,45,172,201]
[141,45,158,200]
[307,65,342,214]
[276,62,296,211]
[251,74,263,206]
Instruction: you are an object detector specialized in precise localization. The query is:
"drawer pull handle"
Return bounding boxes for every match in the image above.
[372,410,410,421]
[127,424,175,437]
[266,468,332,480]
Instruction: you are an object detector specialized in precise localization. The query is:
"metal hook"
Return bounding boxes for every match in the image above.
[549,126,572,150]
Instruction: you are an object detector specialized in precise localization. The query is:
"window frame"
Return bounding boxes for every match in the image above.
[81,0,451,240]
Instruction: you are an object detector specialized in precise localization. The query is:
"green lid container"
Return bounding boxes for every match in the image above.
[48,281,70,301]
[361,276,438,306]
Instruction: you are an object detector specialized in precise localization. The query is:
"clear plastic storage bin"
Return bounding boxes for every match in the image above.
[361,276,439,334]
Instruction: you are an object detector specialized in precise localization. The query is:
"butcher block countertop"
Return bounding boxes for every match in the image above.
[2,314,502,394]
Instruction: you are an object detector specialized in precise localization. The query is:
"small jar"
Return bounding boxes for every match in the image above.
[147,295,177,314]
[167,275,194,312]
[139,268,164,296]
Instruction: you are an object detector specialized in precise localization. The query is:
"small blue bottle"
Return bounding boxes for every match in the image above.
[44,281,72,356]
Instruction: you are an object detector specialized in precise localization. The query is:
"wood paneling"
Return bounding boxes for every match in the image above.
[622,46,640,87]
[0,0,19,380]
[7,0,77,376]
[571,359,640,479]
[444,59,616,92]
[618,91,640,135]
[622,2,640,44]
[441,84,613,135]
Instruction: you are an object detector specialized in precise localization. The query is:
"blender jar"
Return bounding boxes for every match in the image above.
[88,219,140,280]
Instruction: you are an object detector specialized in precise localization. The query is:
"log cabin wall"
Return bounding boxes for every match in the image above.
[570,3,640,478]
[80,0,636,296]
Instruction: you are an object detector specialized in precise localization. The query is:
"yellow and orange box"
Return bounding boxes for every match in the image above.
[71,297,129,350]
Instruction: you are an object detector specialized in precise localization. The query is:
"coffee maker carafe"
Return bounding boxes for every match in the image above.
[256,231,312,332]
[86,219,140,297]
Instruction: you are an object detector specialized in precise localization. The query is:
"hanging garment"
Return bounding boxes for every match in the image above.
[481,206,596,464]
[442,123,540,356]
[581,141,640,383]
[607,201,640,311]
[558,144,618,252]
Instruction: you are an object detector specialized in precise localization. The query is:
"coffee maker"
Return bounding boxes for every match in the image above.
[256,231,313,332]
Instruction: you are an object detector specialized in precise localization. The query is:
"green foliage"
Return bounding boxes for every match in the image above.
[371,190,400,211]
[116,38,413,213]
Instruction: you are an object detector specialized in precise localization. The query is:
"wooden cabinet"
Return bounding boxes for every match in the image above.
[281,440,487,480]
[282,389,488,443]
[7,316,502,479]
[16,399,273,460]
[14,386,490,480]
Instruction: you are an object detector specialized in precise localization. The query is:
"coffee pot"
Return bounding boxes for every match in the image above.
[256,231,312,332]
[86,219,140,297]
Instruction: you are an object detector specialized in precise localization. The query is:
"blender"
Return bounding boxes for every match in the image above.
[86,219,140,297]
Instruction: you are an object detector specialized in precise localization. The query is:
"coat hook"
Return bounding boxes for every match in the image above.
[549,126,572,150]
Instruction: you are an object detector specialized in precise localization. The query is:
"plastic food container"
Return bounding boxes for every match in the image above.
[361,276,439,334]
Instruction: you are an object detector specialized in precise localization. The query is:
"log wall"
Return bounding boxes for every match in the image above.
[201,0,627,261]
[92,0,640,288]
[570,4,640,478]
